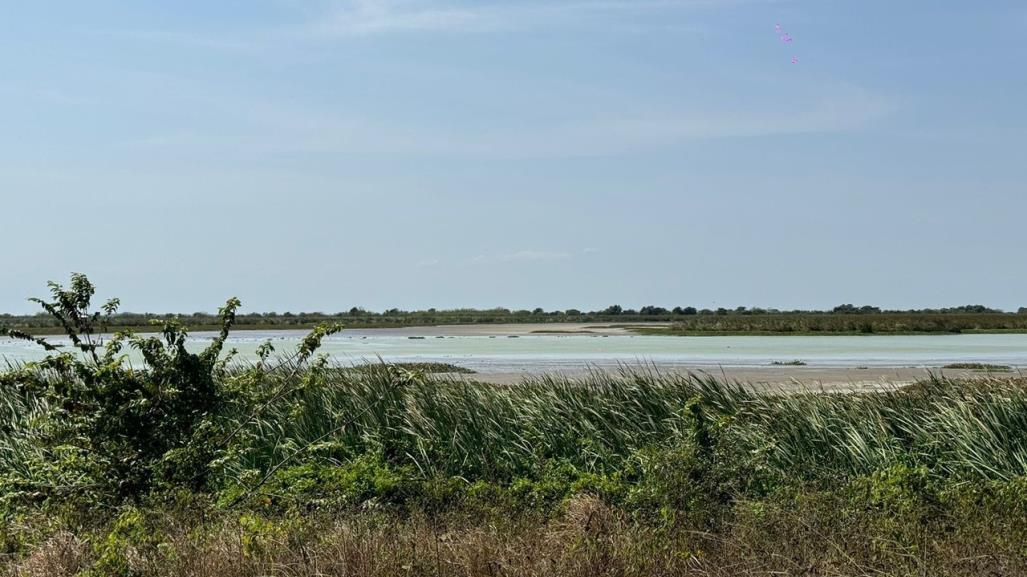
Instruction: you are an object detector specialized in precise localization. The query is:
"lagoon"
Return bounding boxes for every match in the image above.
[3,329,1027,375]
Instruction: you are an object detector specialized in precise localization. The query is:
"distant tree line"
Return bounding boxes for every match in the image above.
[2,302,1024,334]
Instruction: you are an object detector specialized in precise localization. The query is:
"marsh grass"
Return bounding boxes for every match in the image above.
[7,367,1027,575]
[636,312,1027,335]
[7,364,1027,501]
[346,362,475,374]
[943,362,1013,371]
[247,368,1027,484]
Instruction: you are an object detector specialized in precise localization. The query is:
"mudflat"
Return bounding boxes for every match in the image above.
[444,365,1022,391]
[340,323,657,337]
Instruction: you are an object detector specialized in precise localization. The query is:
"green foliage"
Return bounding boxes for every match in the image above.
[237,513,290,559]
[86,507,160,577]
[0,276,245,499]
[8,307,1027,337]
[241,453,417,511]
[641,312,1027,335]
[849,463,935,513]
[943,362,1012,371]
[347,362,475,375]
[0,275,339,508]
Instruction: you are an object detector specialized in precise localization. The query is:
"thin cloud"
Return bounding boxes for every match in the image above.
[307,0,481,36]
[95,0,786,51]
[492,249,575,262]
[300,0,779,37]
[499,250,574,262]
[97,73,892,161]
[468,250,575,265]
[93,28,265,54]
[35,89,84,106]
[101,82,891,162]
[455,84,895,157]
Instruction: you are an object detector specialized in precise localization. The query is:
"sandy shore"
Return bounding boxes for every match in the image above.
[335,324,1025,390]
[340,323,657,337]
[439,365,1022,391]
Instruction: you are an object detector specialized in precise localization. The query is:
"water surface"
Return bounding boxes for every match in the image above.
[3,331,1027,374]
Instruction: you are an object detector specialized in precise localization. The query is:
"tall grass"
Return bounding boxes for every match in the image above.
[193,366,1027,488]
[5,360,1027,496]
[7,367,1027,576]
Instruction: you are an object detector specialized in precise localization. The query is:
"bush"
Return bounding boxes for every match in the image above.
[0,275,339,507]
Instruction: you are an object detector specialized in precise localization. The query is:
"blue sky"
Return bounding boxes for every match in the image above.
[2,1,1025,314]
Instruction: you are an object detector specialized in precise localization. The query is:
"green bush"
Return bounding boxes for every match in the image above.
[0,275,340,508]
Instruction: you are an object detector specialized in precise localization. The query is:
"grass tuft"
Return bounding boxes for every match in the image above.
[943,363,1012,371]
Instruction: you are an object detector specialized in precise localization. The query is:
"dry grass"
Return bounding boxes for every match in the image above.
[5,500,685,577]
[8,493,1027,577]
[10,533,89,577]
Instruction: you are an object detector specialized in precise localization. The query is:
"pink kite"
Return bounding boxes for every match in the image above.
[775,23,798,63]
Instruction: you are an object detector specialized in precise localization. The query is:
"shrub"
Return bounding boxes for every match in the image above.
[0,275,339,507]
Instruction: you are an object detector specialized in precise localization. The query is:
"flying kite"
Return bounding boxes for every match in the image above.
[775,23,798,63]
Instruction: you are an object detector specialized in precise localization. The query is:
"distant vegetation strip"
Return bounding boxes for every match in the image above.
[4,304,1027,336]
[347,362,475,374]
[633,313,1027,335]
[943,363,1013,372]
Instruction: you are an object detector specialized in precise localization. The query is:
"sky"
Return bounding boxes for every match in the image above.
[2,1,1026,314]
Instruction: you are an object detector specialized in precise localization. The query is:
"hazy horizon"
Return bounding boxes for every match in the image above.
[3,1,1025,314]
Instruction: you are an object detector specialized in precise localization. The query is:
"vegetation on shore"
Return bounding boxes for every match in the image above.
[4,276,1027,576]
[4,301,1026,336]
[348,362,475,374]
[943,362,1013,372]
[634,312,1027,335]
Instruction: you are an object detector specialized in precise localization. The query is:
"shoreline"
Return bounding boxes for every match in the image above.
[448,365,1025,389]
[9,321,1027,337]
[4,325,1025,390]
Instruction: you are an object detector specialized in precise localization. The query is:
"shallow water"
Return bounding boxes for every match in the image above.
[3,331,1027,373]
